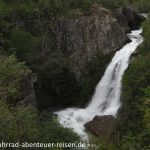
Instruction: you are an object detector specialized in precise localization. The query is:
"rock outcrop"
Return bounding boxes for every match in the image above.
[54,5,127,77]
[84,115,117,137]
[114,7,145,32]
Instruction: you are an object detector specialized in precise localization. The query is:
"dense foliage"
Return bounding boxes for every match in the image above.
[117,18,150,149]
[0,55,31,103]
[0,55,80,149]
[0,101,80,149]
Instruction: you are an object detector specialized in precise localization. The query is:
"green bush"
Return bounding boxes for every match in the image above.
[0,55,31,103]
[8,29,40,62]
[0,100,80,148]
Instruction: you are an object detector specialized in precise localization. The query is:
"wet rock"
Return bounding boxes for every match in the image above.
[84,115,117,137]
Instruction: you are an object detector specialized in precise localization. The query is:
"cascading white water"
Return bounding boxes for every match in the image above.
[55,29,144,139]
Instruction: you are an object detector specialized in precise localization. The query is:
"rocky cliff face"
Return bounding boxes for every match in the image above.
[54,6,127,77]
[114,7,145,32]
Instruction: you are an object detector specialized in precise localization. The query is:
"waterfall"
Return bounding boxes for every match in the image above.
[55,29,144,139]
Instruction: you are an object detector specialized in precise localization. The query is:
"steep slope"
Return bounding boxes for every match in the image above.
[54,5,127,77]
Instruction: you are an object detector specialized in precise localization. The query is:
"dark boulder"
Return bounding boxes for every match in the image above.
[84,115,117,137]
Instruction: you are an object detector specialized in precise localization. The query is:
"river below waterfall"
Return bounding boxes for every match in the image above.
[55,29,144,139]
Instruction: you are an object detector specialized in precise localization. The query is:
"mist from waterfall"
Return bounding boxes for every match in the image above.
[55,29,144,139]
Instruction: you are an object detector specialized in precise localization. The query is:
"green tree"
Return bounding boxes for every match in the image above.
[8,29,41,65]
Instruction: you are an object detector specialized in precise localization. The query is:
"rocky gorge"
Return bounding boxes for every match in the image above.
[52,5,145,138]
[16,5,145,112]
[35,5,145,109]
[0,1,149,149]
